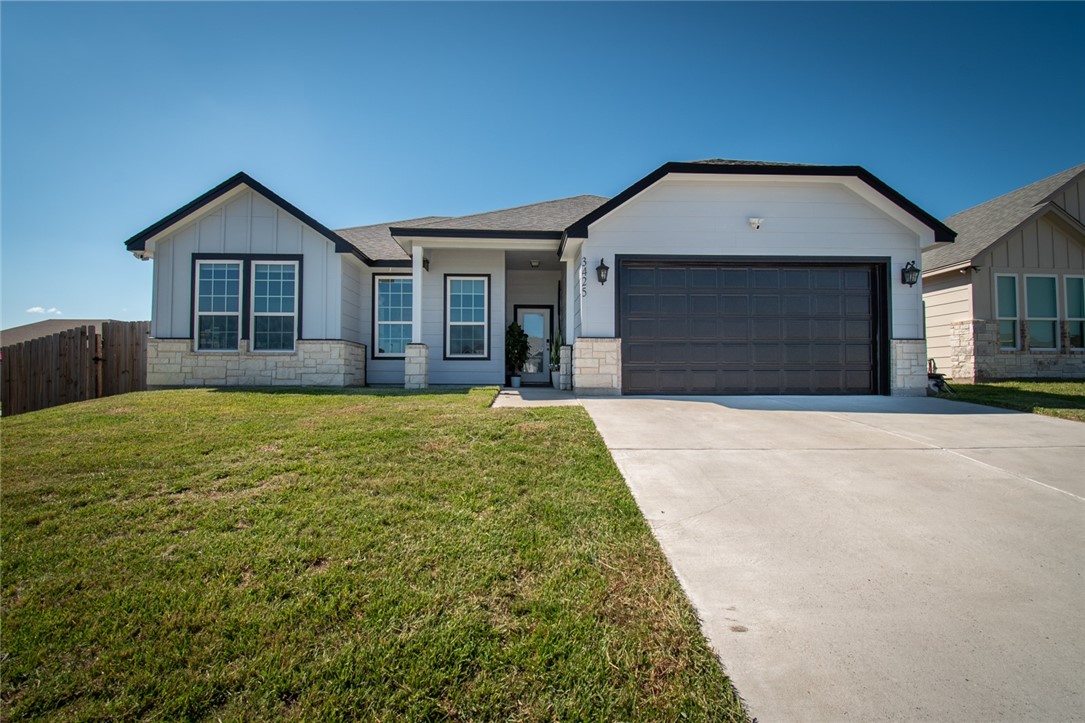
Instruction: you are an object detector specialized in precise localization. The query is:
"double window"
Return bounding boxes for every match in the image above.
[995,273,1085,352]
[446,276,489,358]
[194,258,298,352]
[1025,276,1058,350]
[995,275,1018,350]
[374,275,413,357]
[1067,276,1085,350]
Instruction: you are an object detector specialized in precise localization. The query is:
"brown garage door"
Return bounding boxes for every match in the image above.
[619,259,885,395]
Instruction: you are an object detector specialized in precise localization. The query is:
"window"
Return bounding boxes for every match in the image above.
[995,274,1018,350]
[446,275,488,358]
[196,261,241,350]
[1067,276,1085,350]
[1025,275,1058,350]
[251,262,298,351]
[374,275,412,357]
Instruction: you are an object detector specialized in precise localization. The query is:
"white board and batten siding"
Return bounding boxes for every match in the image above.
[150,189,343,341]
[578,176,932,340]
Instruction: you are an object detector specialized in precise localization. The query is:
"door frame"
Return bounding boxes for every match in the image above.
[513,304,554,385]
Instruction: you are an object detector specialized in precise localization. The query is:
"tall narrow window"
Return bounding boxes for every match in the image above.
[374,275,412,357]
[1025,275,1058,350]
[446,276,488,358]
[196,261,241,350]
[252,262,297,351]
[1067,276,1085,351]
[995,274,1018,350]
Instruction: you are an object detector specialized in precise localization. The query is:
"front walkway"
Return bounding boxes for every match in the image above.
[580,395,1085,722]
[491,387,581,408]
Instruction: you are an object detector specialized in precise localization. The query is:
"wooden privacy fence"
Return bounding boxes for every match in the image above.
[1,321,150,417]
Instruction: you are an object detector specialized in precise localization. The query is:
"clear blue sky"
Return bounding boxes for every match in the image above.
[2,1,1082,329]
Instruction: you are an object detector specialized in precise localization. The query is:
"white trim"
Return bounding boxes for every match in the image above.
[194,259,242,352]
[250,260,298,353]
[1024,274,1059,351]
[411,248,424,344]
[373,273,413,358]
[445,275,489,358]
[994,273,1019,351]
[1065,275,1085,351]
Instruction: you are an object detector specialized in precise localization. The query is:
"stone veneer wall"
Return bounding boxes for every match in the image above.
[890,339,928,396]
[404,343,428,389]
[147,338,366,387]
[572,338,621,395]
[558,345,572,391]
[949,319,1085,382]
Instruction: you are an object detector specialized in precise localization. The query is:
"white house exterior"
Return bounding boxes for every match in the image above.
[126,160,955,396]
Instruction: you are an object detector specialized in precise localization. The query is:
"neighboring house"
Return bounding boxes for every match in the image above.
[1,319,121,347]
[923,163,1085,382]
[125,160,954,395]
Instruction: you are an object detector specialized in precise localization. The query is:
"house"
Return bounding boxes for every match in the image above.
[124,160,955,395]
[923,163,1085,382]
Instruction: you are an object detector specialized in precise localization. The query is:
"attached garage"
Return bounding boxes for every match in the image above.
[618,258,890,395]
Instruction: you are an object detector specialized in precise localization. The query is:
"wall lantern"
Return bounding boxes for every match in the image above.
[901,260,920,287]
[596,258,610,285]
[422,257,430,272]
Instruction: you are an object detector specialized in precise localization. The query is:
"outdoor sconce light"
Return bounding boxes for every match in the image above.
[422,257,430,272]
[596,258,610,285]
[901,260,920,287]
[748,217,763,230]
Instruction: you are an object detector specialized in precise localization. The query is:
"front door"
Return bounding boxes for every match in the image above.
[515,307,552,384]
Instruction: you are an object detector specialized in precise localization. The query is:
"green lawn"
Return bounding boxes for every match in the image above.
[1,387,746,721]
[941,379,1085,422]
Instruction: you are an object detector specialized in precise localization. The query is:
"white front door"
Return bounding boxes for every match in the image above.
[515,307,552,384]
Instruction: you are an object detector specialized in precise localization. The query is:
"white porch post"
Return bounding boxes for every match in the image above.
[564,256,576,344]
[412,247,425,343]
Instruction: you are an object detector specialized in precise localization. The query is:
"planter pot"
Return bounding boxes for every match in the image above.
[551,371,560,388]
[510,376,522,388]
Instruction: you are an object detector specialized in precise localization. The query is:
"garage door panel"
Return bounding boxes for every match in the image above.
[620,260,881,395]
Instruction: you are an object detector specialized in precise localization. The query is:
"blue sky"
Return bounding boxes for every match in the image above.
[2,1,1082,329]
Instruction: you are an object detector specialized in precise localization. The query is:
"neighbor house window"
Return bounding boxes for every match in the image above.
[1025,275,1058,350]
[374,275,412,357]
[1067,276,1085,350]
[196,261,241,350]
[995,274,1018,350]
[251,262,298,351]
[446,275,488,358]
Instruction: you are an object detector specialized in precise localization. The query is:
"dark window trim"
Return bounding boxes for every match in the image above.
[443,273,492,361]
[614,254,892,396]
[190,253,304,344]
[372,272,413,360]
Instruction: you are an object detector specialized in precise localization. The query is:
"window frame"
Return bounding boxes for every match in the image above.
[250,260,299,353]
[372,273,413,359]
[1024,274,1059,351]
[1065,275,1085,351]
[994,273,1019,351]
[193,259,243,352]
[444,274,491,360]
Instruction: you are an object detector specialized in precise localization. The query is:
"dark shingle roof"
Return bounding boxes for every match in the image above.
[923,163,1085,272]
[393,195,609,236]
[335,217,449,262]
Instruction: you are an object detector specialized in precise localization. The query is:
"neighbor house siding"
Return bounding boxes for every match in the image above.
[578,177,927,340]
[922,272,974,375]
[149,189,342,341]
[1047,177,1083,223]
[422,248,505,385]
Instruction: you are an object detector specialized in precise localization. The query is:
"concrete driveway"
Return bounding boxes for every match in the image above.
[581,395,1085,722]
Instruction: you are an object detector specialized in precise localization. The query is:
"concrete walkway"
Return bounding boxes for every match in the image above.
[491,386,581,407]
[581,395,1085,722]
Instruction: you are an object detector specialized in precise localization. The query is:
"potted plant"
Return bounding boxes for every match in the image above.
[549,328,563,388]
[505,321,529,388]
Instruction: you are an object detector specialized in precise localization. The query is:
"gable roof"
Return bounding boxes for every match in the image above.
[124,172,372,263]
[922,163,1085,273]
[389,195,609,240]
[561,159,956,251]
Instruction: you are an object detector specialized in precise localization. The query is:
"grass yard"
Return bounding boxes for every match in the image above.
[1,387,746,721]
[942,379,1085,422]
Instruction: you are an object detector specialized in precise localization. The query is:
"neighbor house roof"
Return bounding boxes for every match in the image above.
[389,195,609,240]
[561,159,957,251]
[922,163,1085,273]
[1,319,124,347]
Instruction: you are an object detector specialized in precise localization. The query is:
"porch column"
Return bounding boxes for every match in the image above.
[564,256,577,344]
[412,247,425,344]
